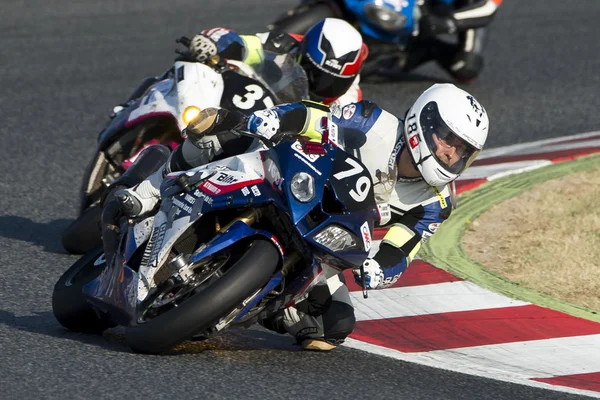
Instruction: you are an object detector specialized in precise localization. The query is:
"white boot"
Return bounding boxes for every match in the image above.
[115,167,165,216]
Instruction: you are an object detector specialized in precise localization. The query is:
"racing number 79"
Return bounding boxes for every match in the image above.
[333,158,371,202]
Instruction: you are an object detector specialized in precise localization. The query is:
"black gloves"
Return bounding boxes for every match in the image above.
[184,108,246,147]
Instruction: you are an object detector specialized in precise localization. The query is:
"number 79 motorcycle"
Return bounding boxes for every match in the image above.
[52,123,378,354]
[62,40,309,255]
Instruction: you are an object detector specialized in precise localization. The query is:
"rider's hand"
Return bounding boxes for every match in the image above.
[248,109,281,140]
[353,259,384,290]
[352,258,403,290]
[420,14,457,37]
[184,107,247,146]
[189,34,218,62]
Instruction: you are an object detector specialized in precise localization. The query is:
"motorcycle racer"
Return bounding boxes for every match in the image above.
[273,0,502,82]
[114,17,367,116]
[108,83,489,351]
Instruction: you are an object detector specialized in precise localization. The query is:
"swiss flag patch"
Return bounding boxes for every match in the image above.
[409,135,419,149]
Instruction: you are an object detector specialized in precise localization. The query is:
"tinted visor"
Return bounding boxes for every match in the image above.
[420,101,480,175]
[299,54,355,100]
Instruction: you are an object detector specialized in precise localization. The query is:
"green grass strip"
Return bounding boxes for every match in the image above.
[421,153,600,322]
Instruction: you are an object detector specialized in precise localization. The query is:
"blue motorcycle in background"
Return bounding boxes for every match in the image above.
[52,121,379,354]
[269,0,424,77]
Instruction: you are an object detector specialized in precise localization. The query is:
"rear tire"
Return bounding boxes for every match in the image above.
[52,247,114,333]
[125,239,279,354]
[61,205,103,255]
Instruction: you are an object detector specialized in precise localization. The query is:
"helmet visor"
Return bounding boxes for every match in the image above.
[420,101,480,175]
[299,54,356,100]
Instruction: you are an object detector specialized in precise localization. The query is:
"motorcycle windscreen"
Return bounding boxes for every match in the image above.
[229,50,310,105]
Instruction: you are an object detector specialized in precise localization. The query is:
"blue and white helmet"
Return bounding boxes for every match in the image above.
[404,84,489,187]
[298,18,367,101]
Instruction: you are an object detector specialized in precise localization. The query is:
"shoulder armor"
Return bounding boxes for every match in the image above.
[358,100,379,118]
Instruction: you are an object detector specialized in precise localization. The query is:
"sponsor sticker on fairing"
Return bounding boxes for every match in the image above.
[215,173,238,184]
[291,141,319,162]
[360,221,372,252]
[201,181,221,195]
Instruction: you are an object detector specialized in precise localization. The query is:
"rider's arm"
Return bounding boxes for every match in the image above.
[371,187,453,286]
[188,28,247,63]
[433,0,502,31]
[326,76,363,107]
[190,28,300,66]
[452,0,502,31]
[422,0,501,35]
[245,101,331,142]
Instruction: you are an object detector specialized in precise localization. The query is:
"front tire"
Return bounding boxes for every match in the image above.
[61,205,104,255]
[125,239,279,354]
[52,247,114,333]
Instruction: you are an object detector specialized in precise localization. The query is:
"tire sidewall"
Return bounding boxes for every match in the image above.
[52,246,113,333]
[125,239,280,354]
[61,204,104,254]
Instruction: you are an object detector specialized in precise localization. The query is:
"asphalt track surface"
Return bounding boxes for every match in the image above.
[1,1,598,399]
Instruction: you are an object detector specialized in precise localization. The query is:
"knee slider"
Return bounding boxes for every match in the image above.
[323,301,356,340]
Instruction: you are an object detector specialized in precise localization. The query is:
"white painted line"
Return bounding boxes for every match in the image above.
[350,281,529,321]
[502,138,600,158]
[344,338,600,399]
[478,130,600,160]
[460,160,551,180]
[424,334,600,379]
[487,161,552,180]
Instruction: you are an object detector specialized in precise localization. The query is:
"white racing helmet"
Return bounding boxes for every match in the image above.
[404,83,489,187]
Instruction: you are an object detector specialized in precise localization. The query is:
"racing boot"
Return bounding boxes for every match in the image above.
[285,306,339,351]
[260,307,338,351]
[114,167,165,217]
[301,338,338,351]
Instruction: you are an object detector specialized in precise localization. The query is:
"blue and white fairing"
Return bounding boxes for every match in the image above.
[84,138,378,325]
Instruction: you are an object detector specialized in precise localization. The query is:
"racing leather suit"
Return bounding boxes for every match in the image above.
[116,28,362,115]
[196,27,363,106]
[131,100,452,346]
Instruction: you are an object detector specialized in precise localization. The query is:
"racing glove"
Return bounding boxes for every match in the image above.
[184,108,246,145]
[352,258,403,290]
[189,34,218,63]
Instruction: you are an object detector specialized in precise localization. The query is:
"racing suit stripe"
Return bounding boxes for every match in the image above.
[299,101,329,142]
[431,186,448,209]
[240,34,264,65]
[382,224,415,250]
